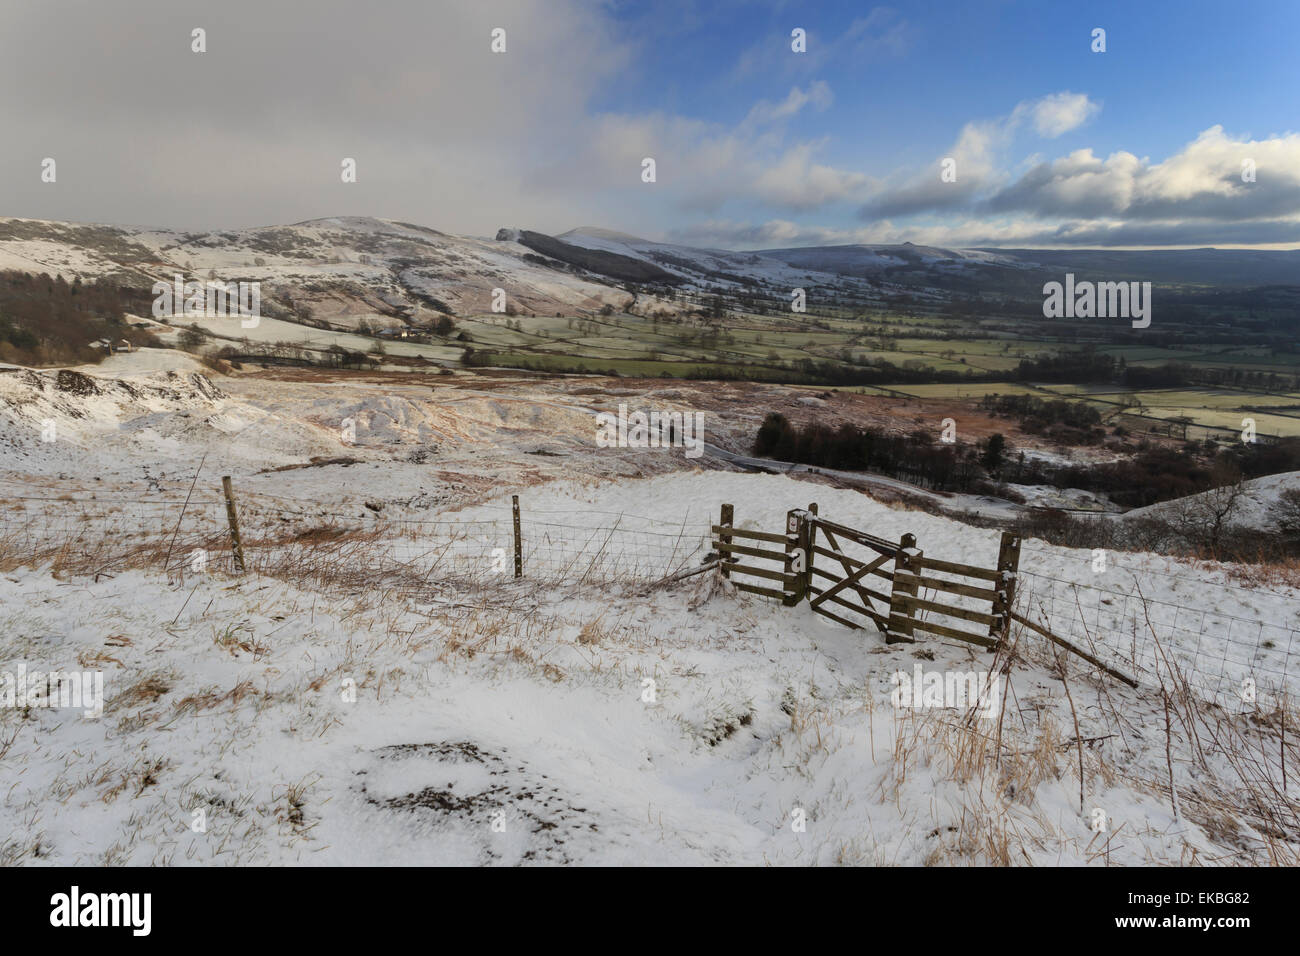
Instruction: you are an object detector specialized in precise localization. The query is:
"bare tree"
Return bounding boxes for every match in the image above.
[1169,461,1247,555]
[177,326,206,351]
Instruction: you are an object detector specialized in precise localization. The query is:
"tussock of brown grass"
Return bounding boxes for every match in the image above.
[110,673,173,710]
[576,614,607,646]
[98,755,170,804]
[288,524,352,543]
[211,623,268,659]
[174,680,258,716]
[77,650,124,669]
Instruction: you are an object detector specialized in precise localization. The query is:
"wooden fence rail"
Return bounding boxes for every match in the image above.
[712,501,1137,687]
[713,502,1021,653]
[206,484,1130,687]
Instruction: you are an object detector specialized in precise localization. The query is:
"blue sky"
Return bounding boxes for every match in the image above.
[597,0,1298,177]
[575,0,1300,248]
[2,0,1297,248]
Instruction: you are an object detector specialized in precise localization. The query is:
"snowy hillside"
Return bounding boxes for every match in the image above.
[1121,470,1300,534]
[2,356,1297,866]
[0,216,658,328]
[558,226,855,289]
[2,467,1296,865]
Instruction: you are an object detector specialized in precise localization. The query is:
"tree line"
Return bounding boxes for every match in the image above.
[0,271,159,366]
[752,413,1006,492]
[752,409,1300,510]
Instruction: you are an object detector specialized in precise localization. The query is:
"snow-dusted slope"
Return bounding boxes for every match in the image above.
[1121,469,1300,533]
[2,468,1296,865]
[0,216,650,327]
[757,241,1030,276]
[2,346,1297,866]
[559,226,820,284]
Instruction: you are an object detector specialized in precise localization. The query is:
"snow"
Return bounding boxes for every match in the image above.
[1124,469,1300,533]
[1,512,1291,864]
[1,358,1297,866]
[77,347,207,376]
[0,238,127,279]
[0,215,656,332]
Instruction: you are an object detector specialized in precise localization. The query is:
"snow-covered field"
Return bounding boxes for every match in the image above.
[2,358,1298,866]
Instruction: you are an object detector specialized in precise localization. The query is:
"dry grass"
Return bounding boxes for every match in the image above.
[1224,554,1300,590]
[110,672,174,710]
[4,495,1297,866]
[1012,610,1300,864]
[173,680,258,716]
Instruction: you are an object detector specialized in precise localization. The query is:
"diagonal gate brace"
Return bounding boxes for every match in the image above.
[811,526,893,633]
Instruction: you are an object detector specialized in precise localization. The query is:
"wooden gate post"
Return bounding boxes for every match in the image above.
[511,495,523,578]
[719,503,735,580]
[221,476,246,573]
[806,503,817,597]
[783,509,809,607]
[990,531,1021,644]
[887,532,920,643]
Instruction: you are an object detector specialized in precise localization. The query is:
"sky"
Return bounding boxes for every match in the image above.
[1,0,1297,249]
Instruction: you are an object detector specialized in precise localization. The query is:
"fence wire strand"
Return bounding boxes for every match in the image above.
[3,492,1296,703]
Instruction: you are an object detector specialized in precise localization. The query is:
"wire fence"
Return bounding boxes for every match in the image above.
[1015,543,1299,707]
[0,487,713,588]
[2,486,1297,703]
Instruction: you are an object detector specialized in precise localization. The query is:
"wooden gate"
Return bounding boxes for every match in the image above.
[886,539,1018,649]
[714,502,1020,651]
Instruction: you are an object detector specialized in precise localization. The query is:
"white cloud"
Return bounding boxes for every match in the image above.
[0,2,872,233]
[988,126,1300,222]
[751,142,873,209]
[730,7,912,81]
[859,92,1103,219]
[573,84,869,213]
[0,0,634,233]
[743,82,834,127]
[1015,92,1100,138]
[843,8,912,58]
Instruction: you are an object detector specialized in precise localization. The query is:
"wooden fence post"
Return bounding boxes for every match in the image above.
[511,495,522,578]
[806,503,817,597]
[221,475,246,573]
[718,503,734,580]
[783,509,809,607]
[887,532,920,643]
[990,531,1021,645]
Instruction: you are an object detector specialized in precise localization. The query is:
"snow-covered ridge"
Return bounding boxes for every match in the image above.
[1122,469,1300,534]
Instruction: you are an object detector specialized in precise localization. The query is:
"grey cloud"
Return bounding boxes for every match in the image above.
[0,0,632,232]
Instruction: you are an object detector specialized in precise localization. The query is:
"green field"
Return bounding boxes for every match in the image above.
[216,292,1300,440]
[452,303,1300,438]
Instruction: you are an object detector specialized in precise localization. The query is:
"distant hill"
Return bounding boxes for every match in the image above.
[559,226,1300,289]
[978,247,1300,286]
[1,215,1296,357]
[513,230,682,285]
